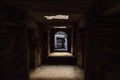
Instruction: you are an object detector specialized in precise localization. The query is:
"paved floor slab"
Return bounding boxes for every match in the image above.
[30,65,84,80]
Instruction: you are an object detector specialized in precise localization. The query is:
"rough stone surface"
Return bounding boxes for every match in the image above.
[30,65,84,80]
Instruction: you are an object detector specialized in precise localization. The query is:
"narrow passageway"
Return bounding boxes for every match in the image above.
[30,65,84,80]
[1,1,120,80]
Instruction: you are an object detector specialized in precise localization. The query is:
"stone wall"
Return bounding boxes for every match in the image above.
[77,28,86,69]
[28,28,42,69]
[78,2,120,79]
[78,20,120,80]
[38,24,48,65]
[84,23,120,80]
[0,4,31,80]
[0,21,30,80]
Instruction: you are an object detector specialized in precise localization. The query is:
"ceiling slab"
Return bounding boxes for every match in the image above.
[3,0,95,25]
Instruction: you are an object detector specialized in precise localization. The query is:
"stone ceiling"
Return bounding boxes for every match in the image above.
[2,0,96,26]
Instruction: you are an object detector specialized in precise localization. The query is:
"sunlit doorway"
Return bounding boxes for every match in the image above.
[48,26,73,57]
[54,31,68,51]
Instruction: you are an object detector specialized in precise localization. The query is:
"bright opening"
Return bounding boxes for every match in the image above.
[54,31,68,51]
[44,15,69,20]
[54,26,67,28]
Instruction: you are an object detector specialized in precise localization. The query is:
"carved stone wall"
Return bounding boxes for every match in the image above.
[84,23,120,80]
[0,4,30,80]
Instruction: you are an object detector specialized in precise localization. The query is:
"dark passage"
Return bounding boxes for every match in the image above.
[0,0,120,80]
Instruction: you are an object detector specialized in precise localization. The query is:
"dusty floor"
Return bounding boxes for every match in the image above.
[49,52,72,57]
[30,65,84,80]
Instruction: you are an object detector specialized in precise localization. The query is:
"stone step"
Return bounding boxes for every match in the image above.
[43,56,77,65]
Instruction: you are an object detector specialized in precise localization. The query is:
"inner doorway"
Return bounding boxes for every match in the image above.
[54,31,68,51]
[44,26,76,65]
[48,27,73,57]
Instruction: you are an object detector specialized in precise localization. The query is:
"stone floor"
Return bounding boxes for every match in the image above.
[49,52,72,57]
[30,65,84,80]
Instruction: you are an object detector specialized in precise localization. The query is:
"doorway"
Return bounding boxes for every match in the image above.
[54,31,68,51]
[48,27,73,56]
[44,27,76,65]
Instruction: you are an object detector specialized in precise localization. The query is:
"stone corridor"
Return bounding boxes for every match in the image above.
[1,0,120,80]
[30,65,84,80]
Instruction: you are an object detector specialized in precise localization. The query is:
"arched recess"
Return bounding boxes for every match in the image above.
[48,27,73,57]
[54,31,68,51]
